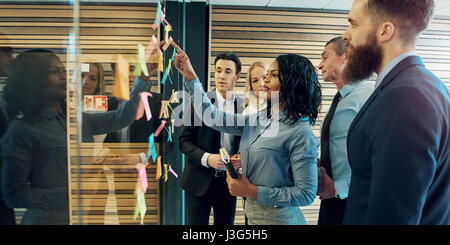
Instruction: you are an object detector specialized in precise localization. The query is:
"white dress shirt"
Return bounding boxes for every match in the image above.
[201,89,236,169]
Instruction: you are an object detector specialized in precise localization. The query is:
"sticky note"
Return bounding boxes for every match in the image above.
[152,2,164,30]
[161,49,176,85]
[154,120,167,138]
[156,156,162,180]
[162,36,172,51]
[168,165,178,178]
[167,126,172,142]
[158,52,164,73]
[164,24,172,44]
[138,44,149,77]
[139,92,153,121]
[159,101,166,119]
[171,119,175,134]
[137,163,148,193]
[147,133,157,163]
[134,185,147,223]
[113,54,130,101]
[164,164,168,182]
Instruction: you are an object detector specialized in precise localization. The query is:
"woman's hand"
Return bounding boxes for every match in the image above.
[231,153,242,171]
[226,172,258,199]
[171,41,198,82]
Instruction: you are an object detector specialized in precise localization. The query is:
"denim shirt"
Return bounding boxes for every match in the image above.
[185,78,319,207]
[325,81,374,199]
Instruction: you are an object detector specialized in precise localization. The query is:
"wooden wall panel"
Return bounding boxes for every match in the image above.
[210,6,450,225]
[0,3,161,225]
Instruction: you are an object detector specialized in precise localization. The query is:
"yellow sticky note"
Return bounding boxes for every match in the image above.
[164,164,168,182]
[113,54,130,101]
[138,44,149,77]
[156,156,162,180]
[164,24,171,44]
[158,52,163,73]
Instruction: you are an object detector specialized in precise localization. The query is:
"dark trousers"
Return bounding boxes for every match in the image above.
[185,176,236,225]
[0,201,16,225]
[318,198,347,225]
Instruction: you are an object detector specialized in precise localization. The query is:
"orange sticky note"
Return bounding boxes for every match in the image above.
[156,156,162,180]
[158,52,163,72]
[113,54,130,101]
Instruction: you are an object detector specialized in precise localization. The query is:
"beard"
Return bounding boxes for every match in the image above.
[343,32,383,84]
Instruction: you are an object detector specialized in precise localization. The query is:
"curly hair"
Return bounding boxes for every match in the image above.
[276,54,322,125]
[4,49,61,121]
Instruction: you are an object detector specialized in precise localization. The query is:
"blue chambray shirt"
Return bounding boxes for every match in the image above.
[325,81,374,199]
[185,78,319,207]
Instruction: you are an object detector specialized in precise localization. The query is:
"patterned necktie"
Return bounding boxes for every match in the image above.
[320,92,341,178]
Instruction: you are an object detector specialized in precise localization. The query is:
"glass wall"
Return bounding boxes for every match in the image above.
[0,0,184,225]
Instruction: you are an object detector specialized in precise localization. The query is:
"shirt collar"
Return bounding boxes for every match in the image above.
[375,51,418,89]
[339,81,363,98]
[215,89,235,104]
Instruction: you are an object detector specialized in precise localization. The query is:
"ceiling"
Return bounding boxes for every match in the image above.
[207,0,450,16]
[3,0,450,16]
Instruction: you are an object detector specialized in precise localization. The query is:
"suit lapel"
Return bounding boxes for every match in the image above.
[347,56,424,136]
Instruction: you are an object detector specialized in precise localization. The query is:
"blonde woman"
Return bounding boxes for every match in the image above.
[82,63,105,96]
[243,61,267,115]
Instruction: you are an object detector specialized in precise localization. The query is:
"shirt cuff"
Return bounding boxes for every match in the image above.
[184,77,201,94]
[334,178,349,199]
[201,152,210,168]
[256,186,269,205]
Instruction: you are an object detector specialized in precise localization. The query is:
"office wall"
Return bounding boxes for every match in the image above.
[210,6,450,225]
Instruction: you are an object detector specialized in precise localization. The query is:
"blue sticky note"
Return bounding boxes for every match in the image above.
[167,126,172,142]
[148,133,157,163]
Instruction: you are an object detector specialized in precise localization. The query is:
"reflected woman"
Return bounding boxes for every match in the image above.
[0,49,157,224]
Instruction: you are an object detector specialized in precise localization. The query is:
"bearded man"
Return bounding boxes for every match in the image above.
[342,0,449,225]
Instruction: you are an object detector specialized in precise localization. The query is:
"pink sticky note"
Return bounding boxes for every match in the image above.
[171,119,175,134]
[154,120,167,138]
[159,101,165,119]
[137,163,148,193]
[139,92,153,121]
[163,18,172,31]
[168,165,178,178]
[162,37,173,51]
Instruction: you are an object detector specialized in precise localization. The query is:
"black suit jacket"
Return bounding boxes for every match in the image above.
[179,90,244,197]
[344,56,450,225]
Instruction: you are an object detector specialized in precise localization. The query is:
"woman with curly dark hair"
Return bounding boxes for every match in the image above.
[0,49,157,224]
[172,42,321,225]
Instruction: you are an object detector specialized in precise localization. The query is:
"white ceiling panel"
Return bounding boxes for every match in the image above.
[267,0,331,9]
[323,0,352,10]
[435,5,450,16]
[209,0,270,6]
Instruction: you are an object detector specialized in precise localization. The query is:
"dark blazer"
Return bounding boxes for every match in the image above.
[344,56,450,225]
[179,90,244,197]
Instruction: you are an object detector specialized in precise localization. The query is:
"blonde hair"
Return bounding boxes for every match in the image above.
[244,61,266,107]
[90,63,105,95]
